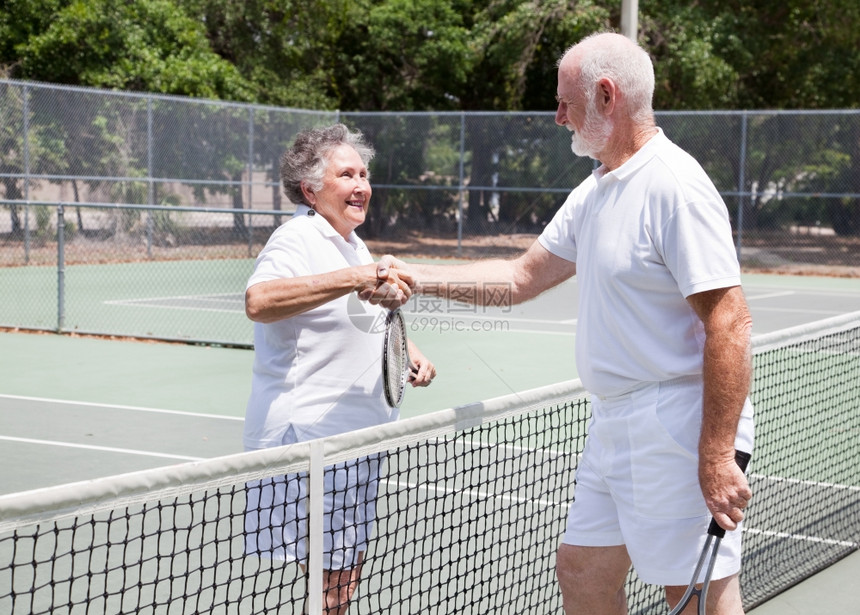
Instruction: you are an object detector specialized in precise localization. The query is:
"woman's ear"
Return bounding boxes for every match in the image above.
[300,181,315,204]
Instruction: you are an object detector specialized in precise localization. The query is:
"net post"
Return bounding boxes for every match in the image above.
[307,440,325,615]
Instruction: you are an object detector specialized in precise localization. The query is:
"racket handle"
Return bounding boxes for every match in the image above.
[707,450,752,538]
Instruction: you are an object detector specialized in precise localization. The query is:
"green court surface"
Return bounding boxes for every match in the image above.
[2,271,858,422]
[0,271,858,614]
[1,271,858,487]
[0,259,255,343]
[0,332,253,418]
[4,257,860,347]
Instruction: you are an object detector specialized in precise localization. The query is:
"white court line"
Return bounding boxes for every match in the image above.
[0,435,204,462]
[387,438,580,508]
[742,472,860,548]
[104,296,580,326]
[751,306,849,316]
[0,393,244,422]
[751,472,860,493]
[743,282,860,296]
[381,459,858,548]
[103,304,244,315]
[745,291,797,301]
[740,289,852,315]
[452,437,571,459]
[104,292,244,315]
[742,527,858,549]
[381,478,859,548]
[405,311,577,325]
[500,328,576,337]
[383,478,566,510]
[105,292,241,303]
[383,477,857,547]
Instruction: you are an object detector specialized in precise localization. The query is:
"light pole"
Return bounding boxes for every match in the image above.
[621,0,639,40]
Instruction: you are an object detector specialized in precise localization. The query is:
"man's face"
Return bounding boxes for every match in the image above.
[555,59,613,160]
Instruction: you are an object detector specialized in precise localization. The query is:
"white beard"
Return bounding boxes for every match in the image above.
[570,103,613,159]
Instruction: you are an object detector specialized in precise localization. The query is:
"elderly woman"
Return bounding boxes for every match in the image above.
[243,124,434,613]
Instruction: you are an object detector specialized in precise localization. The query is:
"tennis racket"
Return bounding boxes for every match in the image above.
[669,450,752,615]
[381,309,415,407]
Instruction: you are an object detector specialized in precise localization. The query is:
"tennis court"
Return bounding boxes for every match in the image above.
[3,265,860,418]
[0,271,858,613]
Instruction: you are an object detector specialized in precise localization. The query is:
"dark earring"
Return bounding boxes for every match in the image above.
[307,207,316,216]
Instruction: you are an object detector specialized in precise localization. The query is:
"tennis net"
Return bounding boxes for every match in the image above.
[1,311,859,614]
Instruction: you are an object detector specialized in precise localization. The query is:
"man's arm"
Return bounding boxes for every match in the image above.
[378,240,576,307]
[686,285,754,531]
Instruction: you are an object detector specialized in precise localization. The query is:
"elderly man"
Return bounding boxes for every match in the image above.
[379,32,754,614]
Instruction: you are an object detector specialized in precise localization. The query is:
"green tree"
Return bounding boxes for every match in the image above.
[642,0,860,111]
[332,0,474,111]
[0,81,69,237]
[465,0,608,111]
[642,2,743,110]
[727,0,860,109]
[3,0,859,238]
[175,0,346,109]
[4,0,859,112]
[451,1,606,231]
[0,0,66,67]
[13,0,253,100]
[0,83,30,234]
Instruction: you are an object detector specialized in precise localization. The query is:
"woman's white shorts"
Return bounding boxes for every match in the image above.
[561,376,754,586]
[244,429,384,570]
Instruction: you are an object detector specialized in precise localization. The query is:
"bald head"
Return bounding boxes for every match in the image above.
[558,32,655,125]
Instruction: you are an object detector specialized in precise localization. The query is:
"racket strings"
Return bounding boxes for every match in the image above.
[384,311,410,407]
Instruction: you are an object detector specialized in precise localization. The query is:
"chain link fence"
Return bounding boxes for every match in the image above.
[2,79,859,345]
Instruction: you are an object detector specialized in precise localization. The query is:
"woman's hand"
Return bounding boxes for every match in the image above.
[407,340,436,387]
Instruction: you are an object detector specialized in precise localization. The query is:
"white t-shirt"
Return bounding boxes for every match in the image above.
[538,129,742,398]
[243,205,393,448]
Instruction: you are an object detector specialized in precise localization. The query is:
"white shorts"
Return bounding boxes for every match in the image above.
[244,427,385,570]
[562,376,754,586]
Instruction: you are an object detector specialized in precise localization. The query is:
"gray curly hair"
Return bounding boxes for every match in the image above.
[279,124,375,206]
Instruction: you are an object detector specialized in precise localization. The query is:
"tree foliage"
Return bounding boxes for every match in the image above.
[173,0,349,109]
[643,0,860,110]
[6,0,253,101]
[333,0,473,111]
[2,0,857,111]
[2,0,859,237]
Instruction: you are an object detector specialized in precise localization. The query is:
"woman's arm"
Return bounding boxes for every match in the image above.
[246,263,409,323]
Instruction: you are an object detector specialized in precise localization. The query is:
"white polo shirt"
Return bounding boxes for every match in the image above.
[243,205,392,448]
[538,129,742,398]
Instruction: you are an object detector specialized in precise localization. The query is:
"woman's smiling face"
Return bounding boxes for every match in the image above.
[304,144,372,238]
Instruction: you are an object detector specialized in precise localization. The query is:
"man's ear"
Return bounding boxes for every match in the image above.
[597,77,616,115]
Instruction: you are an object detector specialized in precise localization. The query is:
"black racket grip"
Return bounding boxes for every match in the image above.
[707,450,752,538]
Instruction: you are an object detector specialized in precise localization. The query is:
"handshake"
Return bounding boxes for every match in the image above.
[357,255,414,310]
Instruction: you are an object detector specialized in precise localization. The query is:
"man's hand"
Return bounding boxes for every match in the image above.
[375,255,413,288]
[356,256,414,309]
[699,453,752,531]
